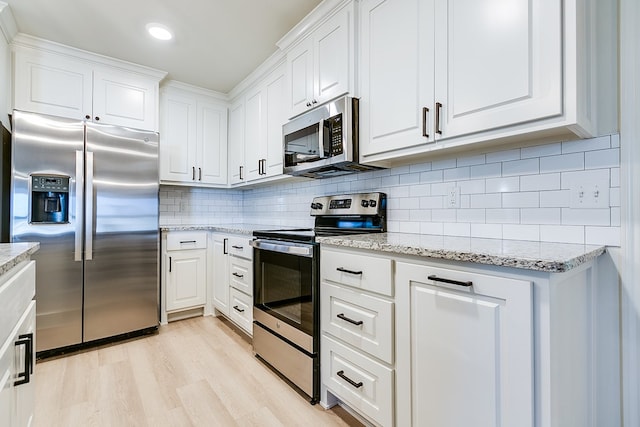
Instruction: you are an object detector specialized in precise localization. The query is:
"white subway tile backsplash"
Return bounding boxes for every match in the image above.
[562,208,611,226]
[503,192,539,208]
[520,173,561,191]
[521,142,562,159]
[585,148,620,169]
[503,224,540,241]
[562,135,610,153]
[503,158,539,176]
[540,225,584,244]
[470,193,502,209]
[586,226,621,246]
[470,163,501,179]
[162,134,621,247]
[540,153,584,173]
[486,177,519,193]
[471,224,503,239]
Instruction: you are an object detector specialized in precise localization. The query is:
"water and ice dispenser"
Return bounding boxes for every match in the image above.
[30,174,70,224]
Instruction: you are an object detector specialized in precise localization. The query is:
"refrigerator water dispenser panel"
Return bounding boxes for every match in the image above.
[30,174,69,224]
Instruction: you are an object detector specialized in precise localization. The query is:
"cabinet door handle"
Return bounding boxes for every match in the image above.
[231,245,243,250]
[169,256,172,273]
[428,274,472,287]
[192,166,196,180]
[85,115,91,120]
[422,107,430,138]
[435,102,443,135]
[336,267,363,275]
[14,333,33,386]
[239,165,244,180]
[198,167,202,181]
[312,99,318,105]
[306,101,312,107]
[94,116,100,121]
[233,305,245,313]
[336,370,363,389]
[232,272,244,279]
[337,313,363,326]
[180,240,197,244]
[223,238,228,254]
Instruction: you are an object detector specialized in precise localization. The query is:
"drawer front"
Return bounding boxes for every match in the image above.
[322,334,393,427]
[321,248,393,296]
[228,236,252,260]
[0,261,35,346]
[321,282,394,364]
[229,256,252,296]
[228,288,252,335]
[166,231,207,251]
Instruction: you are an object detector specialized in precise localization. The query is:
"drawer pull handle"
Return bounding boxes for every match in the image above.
[428,275,472,287]
[231,245,243,250]
[337,313,363,326]
[15,333,33,386]
[232,272,244,278]
[233,305,245,313]
[337,370,363,389]
[336,267,363,275]
[180,240,197,244]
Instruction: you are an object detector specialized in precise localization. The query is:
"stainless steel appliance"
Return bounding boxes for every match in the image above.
[251,192,387,404]
[11,110,159,355]
[283,96,383,179]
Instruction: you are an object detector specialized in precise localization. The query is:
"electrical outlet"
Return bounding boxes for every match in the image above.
[570,183,610,208]
[447,186,460,208]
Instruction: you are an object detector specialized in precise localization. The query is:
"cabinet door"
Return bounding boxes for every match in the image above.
[166,250,207,311]
[313,4,352,106]
[211,235,229,315]
[14,302,35,427]
[159,93,197,182]
[359,0,435,158]
[228,100,245,185]
[396,262,533,427]
[433,0,562,140]
[287,39,314,118]
[244,86,265,181]
[14,49,93,120]
[92,68,158,131]
[197,101,228,185]
[263,65,286,177]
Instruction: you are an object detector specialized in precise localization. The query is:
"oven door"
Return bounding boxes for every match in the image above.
[251,239,318,341]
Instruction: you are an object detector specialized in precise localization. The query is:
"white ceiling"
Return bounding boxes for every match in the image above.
[5,0,323,93]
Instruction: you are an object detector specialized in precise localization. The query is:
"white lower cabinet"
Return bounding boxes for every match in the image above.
[163,232,208,317]
[0,260,37,427]
[395,262,533,427]
[211,233,254,336]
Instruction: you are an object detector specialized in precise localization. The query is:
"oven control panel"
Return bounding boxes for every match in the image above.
[310,192,386,216]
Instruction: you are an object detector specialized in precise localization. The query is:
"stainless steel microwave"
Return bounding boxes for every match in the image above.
[283,96,383,179]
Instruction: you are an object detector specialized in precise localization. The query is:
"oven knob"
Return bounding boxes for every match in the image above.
[310,203,317,209]
[369,200,377,208]
[361,200,369,207]
[316,203,323,210]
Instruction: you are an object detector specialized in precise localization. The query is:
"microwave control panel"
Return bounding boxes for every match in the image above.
[326,114,344,156]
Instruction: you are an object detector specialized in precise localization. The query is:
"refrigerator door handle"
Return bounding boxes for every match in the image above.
[85,151,94,261]
[75,150,84,261]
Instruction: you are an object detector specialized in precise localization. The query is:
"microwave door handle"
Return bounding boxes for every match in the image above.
[318,121,325,158]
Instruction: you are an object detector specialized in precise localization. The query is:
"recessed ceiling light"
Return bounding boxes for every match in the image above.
[146,23,173,41]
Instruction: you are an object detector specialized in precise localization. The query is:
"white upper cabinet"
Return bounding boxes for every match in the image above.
[13,37,165,131]
[284,0,355,118]
[159,83,228,186]
[358,0,616,162]
[228,99,246,185]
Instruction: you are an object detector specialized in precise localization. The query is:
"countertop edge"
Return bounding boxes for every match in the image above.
[0,242,41,278]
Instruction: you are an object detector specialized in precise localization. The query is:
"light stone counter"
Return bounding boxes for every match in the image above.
[160,224,288,236]
[316,233,605,273]
[0,242,40,277]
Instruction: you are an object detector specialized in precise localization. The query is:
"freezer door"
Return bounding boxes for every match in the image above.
[11,110,85,352]
[83,123,159,342]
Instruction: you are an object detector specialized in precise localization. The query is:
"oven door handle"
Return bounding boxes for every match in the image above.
[250,239,314,257]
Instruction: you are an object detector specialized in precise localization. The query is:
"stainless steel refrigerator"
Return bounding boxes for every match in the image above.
[11,110,159,354]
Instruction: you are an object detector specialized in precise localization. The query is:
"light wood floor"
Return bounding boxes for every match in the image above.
[34,316,363,427]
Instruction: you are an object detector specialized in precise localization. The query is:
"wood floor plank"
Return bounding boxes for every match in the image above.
[34,316,363,427]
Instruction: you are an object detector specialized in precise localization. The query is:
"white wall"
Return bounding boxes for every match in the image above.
[161,133,621,247]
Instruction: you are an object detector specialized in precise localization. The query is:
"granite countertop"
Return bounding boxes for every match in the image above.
[160,223,290,236]
[0,242,40,277]
[316,233,606,273]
